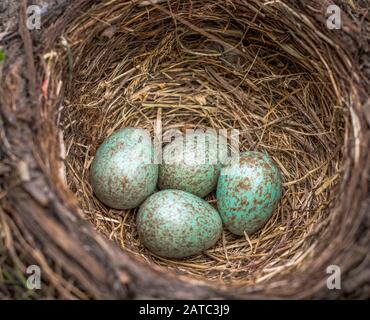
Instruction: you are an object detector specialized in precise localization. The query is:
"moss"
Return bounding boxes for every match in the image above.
[0,49,5,62]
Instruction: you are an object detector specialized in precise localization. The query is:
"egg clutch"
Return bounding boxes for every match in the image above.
[90,127,282,258]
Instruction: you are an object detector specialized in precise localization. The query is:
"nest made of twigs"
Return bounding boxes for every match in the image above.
[60,0,347,284]
[1,0,369,299]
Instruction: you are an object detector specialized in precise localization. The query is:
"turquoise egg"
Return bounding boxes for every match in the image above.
[216,151,282,235]
[158,131,222,198]
[137,189,223,258]
[90,127,158,209]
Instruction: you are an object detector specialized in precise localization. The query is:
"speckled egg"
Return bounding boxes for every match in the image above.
[158,131,222,198]
[90,127,158,209]
[217,151,282,235]
[137,189,223,258]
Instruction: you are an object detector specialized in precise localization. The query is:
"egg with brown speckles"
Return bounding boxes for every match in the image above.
[137,189,223,258]
[158,131,224,198]
[90,128,158,209]
[217,151,282,235]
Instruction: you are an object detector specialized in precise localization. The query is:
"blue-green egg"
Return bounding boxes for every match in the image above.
[217,151,282,235]
[158,131,223,198]
[137,189,223,258]
[90,127,158,209]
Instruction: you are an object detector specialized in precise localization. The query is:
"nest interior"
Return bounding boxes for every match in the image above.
[51,0,351,286]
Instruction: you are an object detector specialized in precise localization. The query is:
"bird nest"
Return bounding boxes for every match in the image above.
[0,0,369,299]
